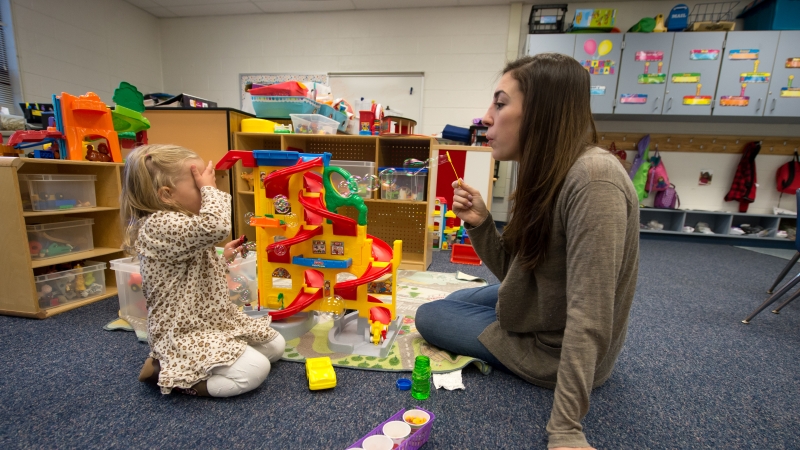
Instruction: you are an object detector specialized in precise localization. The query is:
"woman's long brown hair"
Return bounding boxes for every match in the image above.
[502,54,598,271]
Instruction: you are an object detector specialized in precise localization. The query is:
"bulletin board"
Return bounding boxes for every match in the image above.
[239,73,328,114]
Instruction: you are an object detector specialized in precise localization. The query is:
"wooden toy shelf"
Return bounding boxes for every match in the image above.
[0,157,124,318]
[230,133,434,271]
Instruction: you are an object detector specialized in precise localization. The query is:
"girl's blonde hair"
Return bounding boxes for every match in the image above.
[120,144,202,254]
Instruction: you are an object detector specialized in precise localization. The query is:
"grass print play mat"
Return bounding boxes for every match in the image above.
[106,270,491,374]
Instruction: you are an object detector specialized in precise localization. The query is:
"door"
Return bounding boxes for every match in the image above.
[713,31,780,117]
[615,33,675,115]
[573,34,624,114]
[525,34,576,57]
[764,30,800,117]
[663,32,725,115]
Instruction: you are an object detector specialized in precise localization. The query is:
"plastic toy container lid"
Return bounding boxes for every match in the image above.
[18,174,97,182]
[34,261,107,282]
[396,378,411,390]
[109,256,140,273]
[378,167,429,174]
[26,218,94,232]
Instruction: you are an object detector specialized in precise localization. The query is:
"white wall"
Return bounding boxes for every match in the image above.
[158,6,510,135]
[11,0,163,106]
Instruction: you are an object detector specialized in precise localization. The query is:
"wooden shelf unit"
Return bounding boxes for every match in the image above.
[0,157,125,318]
[230,133,434,270]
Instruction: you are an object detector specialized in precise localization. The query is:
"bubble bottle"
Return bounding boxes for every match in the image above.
[411,355,431,400]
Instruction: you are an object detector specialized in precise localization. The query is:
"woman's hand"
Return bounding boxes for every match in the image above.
[222,235,246,263]
[452,180,488,227]
[191,160,216,189]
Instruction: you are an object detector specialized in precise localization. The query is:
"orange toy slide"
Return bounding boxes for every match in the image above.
[59,92,122,163]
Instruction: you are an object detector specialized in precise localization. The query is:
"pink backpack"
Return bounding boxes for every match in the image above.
[646,150,670,193]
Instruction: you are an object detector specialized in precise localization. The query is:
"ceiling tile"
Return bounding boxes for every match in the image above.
[457,0,513,5]
[124,0,162,8]
[143,6,179,17]
[351,0,457,9]
[167,2,264,16]
[253,0,355,14]
[154,0,256,6]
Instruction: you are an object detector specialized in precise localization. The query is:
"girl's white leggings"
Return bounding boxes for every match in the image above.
[205,334,286,397]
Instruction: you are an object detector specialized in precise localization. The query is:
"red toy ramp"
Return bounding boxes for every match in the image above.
[334,263,393,300]
[450,244,482,265]
[304,269,325,288]
[369,306,391,325]
[299,193,357,236]
[264,157,323,198]
[303,171,324,193]
[215,150,255,170]
[269,286,322,321]
[267,226,322,255]
[368,235,393,262]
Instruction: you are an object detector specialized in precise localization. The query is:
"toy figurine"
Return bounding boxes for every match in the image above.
[241,172,255,191]
[74,264,87,296]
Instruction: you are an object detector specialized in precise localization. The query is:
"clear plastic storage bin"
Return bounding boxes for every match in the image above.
[290,114,339,135]
[35,261,106,309]
[27,219,95,260]
[379,167,428,201]
[330,160,375,199]
[18,174,97,211]
[109,257,148,334]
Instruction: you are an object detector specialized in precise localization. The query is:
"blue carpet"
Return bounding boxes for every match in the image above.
[1,240,799,449]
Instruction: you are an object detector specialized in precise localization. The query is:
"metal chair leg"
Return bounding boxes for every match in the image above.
[767,251,800,294]
[772,288,800,314]
[743,271,800,323]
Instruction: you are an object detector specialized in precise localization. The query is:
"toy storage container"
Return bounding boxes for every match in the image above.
[318,103,349,133]
[109,257,148,334]
[27,219,95,261]
[34,261,107,309]
[379,167,428,201]
[290,114,339,135]
[251,96,320,118]
[330,160,375,199]
[18,174,97,211]
[347,408,436,450]
[110,251,258,335]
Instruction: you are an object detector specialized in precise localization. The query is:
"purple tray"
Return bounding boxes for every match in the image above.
[347,408,436,450]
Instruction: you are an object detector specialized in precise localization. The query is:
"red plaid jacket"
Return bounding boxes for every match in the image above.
[725,141,761,212]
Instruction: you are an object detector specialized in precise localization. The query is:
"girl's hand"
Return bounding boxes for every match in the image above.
[452,180,488,227]
[191,160,216,189]
[222,235,246,263]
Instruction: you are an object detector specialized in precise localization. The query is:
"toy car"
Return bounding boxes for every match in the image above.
[305,356,336,390]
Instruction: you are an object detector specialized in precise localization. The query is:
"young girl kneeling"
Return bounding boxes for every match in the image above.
[121,144,285,397]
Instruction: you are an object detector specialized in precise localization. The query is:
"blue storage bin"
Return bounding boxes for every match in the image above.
[318,103,348,133]
[251,96,320,118]
[442,124,470,143]
[737,0,800,30]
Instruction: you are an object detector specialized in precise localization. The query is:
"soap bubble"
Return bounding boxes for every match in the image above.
[379,168,396,187]
[273,244,287,256]
[273,195,290,214]
[435,154,449,165]
[244,212,255,223]
[243,241,257,255]
[337,180,352,198]
[319,295,345,320]
[284,212,299,229]
[403,158,426,169]
[364,174,380,192]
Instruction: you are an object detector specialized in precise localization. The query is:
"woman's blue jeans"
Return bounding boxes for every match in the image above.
[415,284,509,372]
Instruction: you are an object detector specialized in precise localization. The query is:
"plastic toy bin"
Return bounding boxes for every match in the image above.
[18,174,97,211]
[109,257,148,334]
[330,160,375,199]
[110,251,258,334]
[347,408,436,450]
[35,261,107,309]
[290,114,339,135]
[27,219,95,260]
[379,167,428,201]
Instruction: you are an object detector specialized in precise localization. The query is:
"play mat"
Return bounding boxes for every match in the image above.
[105,270,492,374]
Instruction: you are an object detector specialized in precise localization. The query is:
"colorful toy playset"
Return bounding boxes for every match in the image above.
[215,149,404,357]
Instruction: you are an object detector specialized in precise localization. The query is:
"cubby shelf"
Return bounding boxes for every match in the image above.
[230,133,434,271]
[0,157,125,318]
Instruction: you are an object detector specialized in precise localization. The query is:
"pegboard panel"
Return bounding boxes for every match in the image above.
[339,202,428,254]
[284,136,377,161]
[597,133,800,155]
[379,138,433,167]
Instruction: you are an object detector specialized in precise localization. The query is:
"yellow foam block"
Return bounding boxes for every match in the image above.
[241,118,277,133]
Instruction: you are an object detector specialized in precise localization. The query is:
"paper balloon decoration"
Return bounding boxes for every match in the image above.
[584,39,597,55]
[598,40,613,57]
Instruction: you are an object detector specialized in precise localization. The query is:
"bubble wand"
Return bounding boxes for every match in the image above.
[446,151,461,187]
